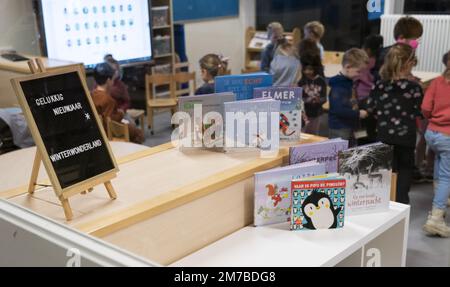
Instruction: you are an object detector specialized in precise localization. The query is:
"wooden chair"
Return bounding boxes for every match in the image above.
[105,117,130,142]
[173,72,196,98]
[145,73,176,135]
[126,109,146,135]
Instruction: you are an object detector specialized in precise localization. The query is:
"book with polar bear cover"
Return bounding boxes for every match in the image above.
[290,174,346,231]
[253,87,303,141]
[254,161,326,226]
[338,142,393,216]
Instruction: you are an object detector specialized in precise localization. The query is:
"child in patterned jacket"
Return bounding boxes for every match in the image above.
[367,43,423,205]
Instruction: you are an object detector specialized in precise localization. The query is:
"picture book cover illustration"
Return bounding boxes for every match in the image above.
[289,139,349,173]
[215,73,273,101]
[338,143,393,216]
[224,98,280,153]
[254,161,326,227]
[253,87,302,141]
[177,92,235,150]
[291,176,346,231]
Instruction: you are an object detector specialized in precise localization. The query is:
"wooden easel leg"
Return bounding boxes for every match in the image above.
[28,152,42,194]
[104,181,117,200]
[60,198,73,221]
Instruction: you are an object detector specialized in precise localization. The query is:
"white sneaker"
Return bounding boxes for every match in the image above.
[423,208,450,237]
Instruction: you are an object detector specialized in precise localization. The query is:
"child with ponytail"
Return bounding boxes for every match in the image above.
[195,54,224,95]
[367,43,424,205]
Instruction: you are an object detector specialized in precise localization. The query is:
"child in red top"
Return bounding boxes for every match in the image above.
[422,50,450,238]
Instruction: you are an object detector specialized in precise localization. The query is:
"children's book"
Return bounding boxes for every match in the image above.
[253,87,303,141]
[177,92,236,150]
[224,98,280,153]
[215,73,273,101]
[290,174,346,231]
[254,161,326,226]
[289,139,349,173]
[338,142,393,216]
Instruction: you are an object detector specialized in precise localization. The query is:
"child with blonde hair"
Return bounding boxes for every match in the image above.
[304,21,325,60]
[261,22,285,72]
[328,48,369,145]
[367,43,423,204]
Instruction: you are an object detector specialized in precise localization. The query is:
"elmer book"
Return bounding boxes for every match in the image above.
[254,87,302,141]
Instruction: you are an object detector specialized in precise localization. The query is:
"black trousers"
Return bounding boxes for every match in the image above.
[392,145,415,204]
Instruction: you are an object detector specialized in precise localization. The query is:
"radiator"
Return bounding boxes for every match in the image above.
[380,14,450,73]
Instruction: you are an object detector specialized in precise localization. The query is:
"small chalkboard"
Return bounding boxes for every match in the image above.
[11,63,118,220]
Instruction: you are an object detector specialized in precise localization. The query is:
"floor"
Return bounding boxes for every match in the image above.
[408,183,450,267]
[141,111,449,267]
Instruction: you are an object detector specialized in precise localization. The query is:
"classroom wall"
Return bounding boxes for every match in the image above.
[0,0,255,86]
[183,0,256,86]
[0,0,40,55]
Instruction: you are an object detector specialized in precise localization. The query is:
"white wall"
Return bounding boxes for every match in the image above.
[183,0,256,86]
[0,0,40,54]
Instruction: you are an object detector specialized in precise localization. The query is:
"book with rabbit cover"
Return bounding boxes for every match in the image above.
[254,161,326,226]
[291,175,346,231]
[253,87,303,141]
[338,142,393,216]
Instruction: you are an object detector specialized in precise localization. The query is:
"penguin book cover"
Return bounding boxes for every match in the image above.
[290,176,346,231]
[338,142,393,216]
[254,161,326,227]
[253,87,303,141]
[289,139,349,173]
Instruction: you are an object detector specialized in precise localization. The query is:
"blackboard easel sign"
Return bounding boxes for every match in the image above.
[10,59,119,221]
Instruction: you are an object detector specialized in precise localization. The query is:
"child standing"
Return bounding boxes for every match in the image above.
[422,50,450,237]
[298,39,327,135]
[304,21,326,60]
[270,41,301,86]
[328,48,369,144]
[367,43,423,205]
[374,16,423,79]
[356,35,384,144]
[261,22,285,72]
[195,54,223,95]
